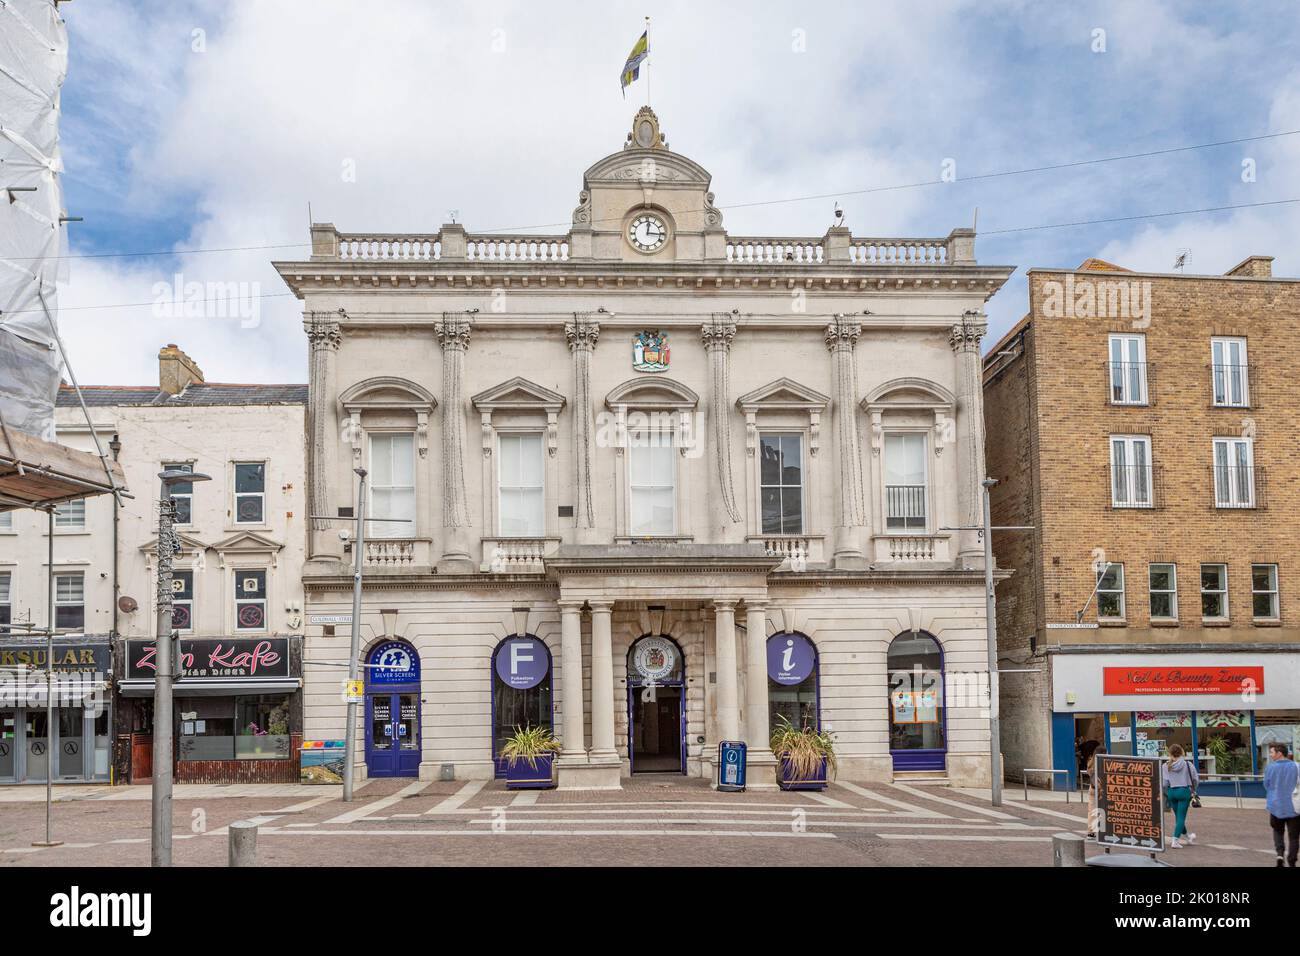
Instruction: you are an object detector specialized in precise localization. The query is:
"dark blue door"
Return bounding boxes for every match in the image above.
[366,691,420,777]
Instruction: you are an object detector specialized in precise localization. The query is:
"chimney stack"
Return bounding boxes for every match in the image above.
[1225,256,1273,279]
[158,344,204,395]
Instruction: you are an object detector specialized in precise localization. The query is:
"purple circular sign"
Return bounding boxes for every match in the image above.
[767,633,816,686]
[495,637,549,690]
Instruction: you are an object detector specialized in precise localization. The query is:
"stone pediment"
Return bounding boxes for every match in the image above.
[209,530,284,554]
[582,149,712,188]
[338,376,436,415]
[138,531,207,554]
[471,377,566,414]
[737,378,830,413]
[605,377,699,410]
[862,377,955,412]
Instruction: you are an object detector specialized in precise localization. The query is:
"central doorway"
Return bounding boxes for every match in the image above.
[626,635,686,775]
[364,640,422,778]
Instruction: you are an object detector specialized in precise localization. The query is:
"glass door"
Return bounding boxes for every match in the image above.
[395,693,421,776]
[366,694,397,777]
[57,708,84,779]
[25,710,49,782]
[0,710,15,781]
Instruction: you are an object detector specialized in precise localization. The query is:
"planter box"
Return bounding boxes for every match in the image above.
[778,753,829,791]
[505,753,557,790]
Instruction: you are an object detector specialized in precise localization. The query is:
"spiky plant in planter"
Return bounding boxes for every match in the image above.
[770,714,836,789]
[500,725,561,790]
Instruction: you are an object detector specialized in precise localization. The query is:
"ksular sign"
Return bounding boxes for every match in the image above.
[1094,754,1164,851]
[1103,666,1263,695]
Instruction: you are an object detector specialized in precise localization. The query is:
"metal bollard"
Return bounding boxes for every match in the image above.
[1052,832,1086,867]
[228,820,259,867]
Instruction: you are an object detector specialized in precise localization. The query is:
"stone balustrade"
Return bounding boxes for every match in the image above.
[480,537,561,573]
[872,534,951,564]
[311,224,974,266]
[364,538,417,567]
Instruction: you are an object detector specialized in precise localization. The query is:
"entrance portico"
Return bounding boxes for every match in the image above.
[546,544,780,790]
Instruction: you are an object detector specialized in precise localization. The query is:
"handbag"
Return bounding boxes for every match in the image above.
[1191,793,1202,809]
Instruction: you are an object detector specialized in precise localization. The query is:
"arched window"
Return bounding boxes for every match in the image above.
[887,631,947,770]
[491,635,553,777]
[767,632,819,733]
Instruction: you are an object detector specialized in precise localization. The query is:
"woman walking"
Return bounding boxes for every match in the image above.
[1162,743,1199,848]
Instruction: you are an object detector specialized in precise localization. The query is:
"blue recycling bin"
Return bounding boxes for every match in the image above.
[717,740,747,792]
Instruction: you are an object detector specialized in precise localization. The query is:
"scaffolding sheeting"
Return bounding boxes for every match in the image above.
[0,0,69,442]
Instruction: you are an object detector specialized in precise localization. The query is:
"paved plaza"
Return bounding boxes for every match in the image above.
[0,777,1283,867]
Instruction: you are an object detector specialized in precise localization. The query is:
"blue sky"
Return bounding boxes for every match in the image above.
[51,0,1300,384]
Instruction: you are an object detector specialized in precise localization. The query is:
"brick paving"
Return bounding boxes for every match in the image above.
[0,776,1287,867]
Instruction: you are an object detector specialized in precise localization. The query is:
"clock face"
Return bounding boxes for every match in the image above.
[628,214,667,252]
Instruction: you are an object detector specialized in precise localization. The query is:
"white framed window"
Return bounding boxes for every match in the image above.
[171,569,194,634]
[164,462,194,524]
[497,433,545,537]
[1097,564,1125,620]
[1108,334,1147,404]
[1148,563,1177,621]
[234,568,267,632]
[55,571,84,631]
[884,433,928,531]
[1252,564,1279,620]
[1211,337,1249,407]
[628,428,676,536]
[1110,435,1152,507]
[1201,564,1229,620]
[233,462,265,524]
[55,498,86,529]
[759,433,804,534]
[1212,437,1254,508]
[0,511,13,531]
[0,570,10,633]
[368,434,416,539]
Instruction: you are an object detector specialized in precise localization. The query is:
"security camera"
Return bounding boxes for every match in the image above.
[338,529,352,543]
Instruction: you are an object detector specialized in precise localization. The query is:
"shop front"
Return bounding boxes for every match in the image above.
[116,636,302,784]
[1049,649,1300,796]
[0,636,113,784]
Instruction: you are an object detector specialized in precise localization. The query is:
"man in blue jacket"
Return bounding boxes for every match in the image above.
[1264,742,1300,867]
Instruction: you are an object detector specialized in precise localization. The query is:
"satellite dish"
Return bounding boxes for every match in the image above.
[118,596,138,614]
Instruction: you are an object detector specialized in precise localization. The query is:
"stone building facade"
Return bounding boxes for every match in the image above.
[0,345,308,784]
[983,257,1300,793]
[275,109,1013,788]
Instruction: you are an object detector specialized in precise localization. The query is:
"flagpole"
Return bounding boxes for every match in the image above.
[644,16,651,107]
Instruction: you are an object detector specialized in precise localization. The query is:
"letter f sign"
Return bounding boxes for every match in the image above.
[510,641,535,676]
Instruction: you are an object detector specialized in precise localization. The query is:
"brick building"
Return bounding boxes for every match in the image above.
[983,255,1300,794]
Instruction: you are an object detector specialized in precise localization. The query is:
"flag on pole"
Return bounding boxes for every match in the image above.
[620,30,648,96]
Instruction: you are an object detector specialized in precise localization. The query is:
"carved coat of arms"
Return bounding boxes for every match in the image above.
[633,330,670,372]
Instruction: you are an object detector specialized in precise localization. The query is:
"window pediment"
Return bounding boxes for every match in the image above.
[605,377,699,411]
[338,376,437,416]
[736,378,830,414]
[471,377,566,415]
[862,378,956,458]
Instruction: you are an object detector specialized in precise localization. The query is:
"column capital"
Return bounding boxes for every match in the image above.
[565,315,600,352]
[304,310,343,349]
[556,599,586,612]
[587,599,614,614]
[700,314,737,350]
[712,599,738,612]
[824,314,861,351]
[435,313,473,351]
[743,599,769,612]
[949,317,987,353]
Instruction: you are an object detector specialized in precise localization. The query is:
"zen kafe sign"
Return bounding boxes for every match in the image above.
[125,638,290,680]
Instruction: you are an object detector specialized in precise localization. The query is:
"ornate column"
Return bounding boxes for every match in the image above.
[587,601,618,765]
[304,310,343,562]
[435,314,473,572]
[564,315,600,543]
[701,315,741,531]
[951,313,988,569]
[743,600,776,780]
[826,315,867,568]
[713,600,740,746]
[557,600,588,762]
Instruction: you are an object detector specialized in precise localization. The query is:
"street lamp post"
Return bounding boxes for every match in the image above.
[342,467,367,803]
[151,468,210,867]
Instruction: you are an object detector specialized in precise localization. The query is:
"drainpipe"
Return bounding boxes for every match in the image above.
[109,434,122,639]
